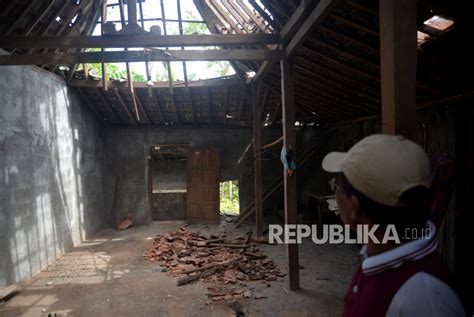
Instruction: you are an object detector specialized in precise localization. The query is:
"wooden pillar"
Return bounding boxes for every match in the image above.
[127,0,138,25]
[379,0,417,139]
[253,84,264,238]
[280,55,300,291]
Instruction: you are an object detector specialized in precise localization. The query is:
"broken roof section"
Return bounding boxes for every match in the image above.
[77,0,286,84]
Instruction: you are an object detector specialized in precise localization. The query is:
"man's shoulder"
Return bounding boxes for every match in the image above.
[386,272,466,317]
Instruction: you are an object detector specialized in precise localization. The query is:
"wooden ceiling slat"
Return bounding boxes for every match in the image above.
[113,88,136,124]
[294,65,379,111]
[133,91,151,124]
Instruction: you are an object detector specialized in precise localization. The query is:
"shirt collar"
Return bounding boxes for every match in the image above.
[360,221,438,276]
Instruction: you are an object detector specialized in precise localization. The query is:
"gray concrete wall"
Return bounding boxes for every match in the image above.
[152,159,187,191]
[0,66,106,288]
[103,127,252,225]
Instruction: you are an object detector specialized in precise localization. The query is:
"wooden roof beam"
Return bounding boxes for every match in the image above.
[0,34,281,49]
[250,0,318,83]
[0,49,283,66]
[112,88,136,123]
[285,0,341,58]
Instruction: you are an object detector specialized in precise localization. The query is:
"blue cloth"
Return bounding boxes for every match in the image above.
[280,146,296,170]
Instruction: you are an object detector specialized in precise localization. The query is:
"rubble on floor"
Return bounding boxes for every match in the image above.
[143,227,285,302]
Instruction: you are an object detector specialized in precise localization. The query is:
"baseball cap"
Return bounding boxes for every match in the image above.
[322,134,430,207]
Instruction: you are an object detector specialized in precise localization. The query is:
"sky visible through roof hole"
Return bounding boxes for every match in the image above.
[91,0,239,83]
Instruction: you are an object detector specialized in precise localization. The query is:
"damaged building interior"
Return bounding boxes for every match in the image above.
[0,0,473,316]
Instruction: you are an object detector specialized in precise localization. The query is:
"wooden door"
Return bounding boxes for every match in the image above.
[186,149,220,223]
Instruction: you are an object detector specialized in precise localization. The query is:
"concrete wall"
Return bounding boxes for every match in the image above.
[0,66,106,288]
[103,127,252,225]
[152,159,187,191]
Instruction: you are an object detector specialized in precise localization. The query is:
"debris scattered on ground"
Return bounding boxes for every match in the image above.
[117,214,133,231]
[143,228,283,302]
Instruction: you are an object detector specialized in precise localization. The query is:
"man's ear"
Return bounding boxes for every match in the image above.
[349,195,361,221]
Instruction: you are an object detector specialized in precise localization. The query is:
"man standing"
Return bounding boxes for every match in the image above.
[322,134,466,317]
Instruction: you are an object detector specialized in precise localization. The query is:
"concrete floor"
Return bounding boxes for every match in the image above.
[0,221,359,317]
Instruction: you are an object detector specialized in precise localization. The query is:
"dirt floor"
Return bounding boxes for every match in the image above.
[0,221,359,317]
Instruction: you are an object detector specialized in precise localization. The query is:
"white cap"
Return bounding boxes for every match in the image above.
[322,134,430,206]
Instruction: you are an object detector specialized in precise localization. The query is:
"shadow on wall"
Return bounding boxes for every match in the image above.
[0,66,105,288]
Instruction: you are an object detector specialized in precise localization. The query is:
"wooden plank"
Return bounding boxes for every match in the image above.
[221,0,245,27]
[0,34,281,49]
[67,1,103,82]
[328,13,379,37]
[5,0,39,35]
[112,88,136,123]
[286,0,340,58]
[379,0,417,138]
[235,0,268,32]
[271,100,281,124]
[207,87,213,124]
[0,49,283,65]
[248,0,280,30]
[176,0,189,89]
[223,84,229,123]
[133,91,151,124]
[128,0,138,25]
[97,89,122,124]
[280,55,299,291]
[210,0,240,32]
[101,0,108,91]
[253,83,263,238]
[151,90,166,123]
[236,86,246,123]
[119,0,134,95]
[160,0,174,95]
[251,0,316,83]
[75,87,103,119]
[300,46,380,82]
[187,89,197,125]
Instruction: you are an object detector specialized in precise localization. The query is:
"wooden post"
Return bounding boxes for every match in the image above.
[101,0,108,91]
[379,0,417,139]
[280,55,300,291]
[128,0,138,25]
[253,83,264,238]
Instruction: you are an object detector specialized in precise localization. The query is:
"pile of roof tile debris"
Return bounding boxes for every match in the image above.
[143,227,286,302]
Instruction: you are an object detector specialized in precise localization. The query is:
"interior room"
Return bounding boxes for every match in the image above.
[1,0,473,316]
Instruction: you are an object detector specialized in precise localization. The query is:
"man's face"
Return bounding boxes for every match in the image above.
[335,186,358,231]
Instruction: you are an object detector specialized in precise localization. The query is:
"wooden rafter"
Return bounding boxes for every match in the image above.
[286,0,341,58]
[251,0,317,83]
[292,55,380,95]
[328,13,379,37]
[112,88,136,123]
[293,63,380,105]
[97,89,122,123]
[236,86,246,123]
[133,92,151,124]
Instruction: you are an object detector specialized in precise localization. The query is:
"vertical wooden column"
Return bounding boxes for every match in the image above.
[253,84,264,238]
[280,55,300,291]
[379,0,417,139]
[101,0,108,91]
[128,0,138,25]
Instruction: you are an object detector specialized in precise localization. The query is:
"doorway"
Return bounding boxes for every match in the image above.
[149,144,188,221]
[220,180,240,215]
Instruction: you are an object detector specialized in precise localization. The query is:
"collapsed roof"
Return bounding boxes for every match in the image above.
[0,0,473,127]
